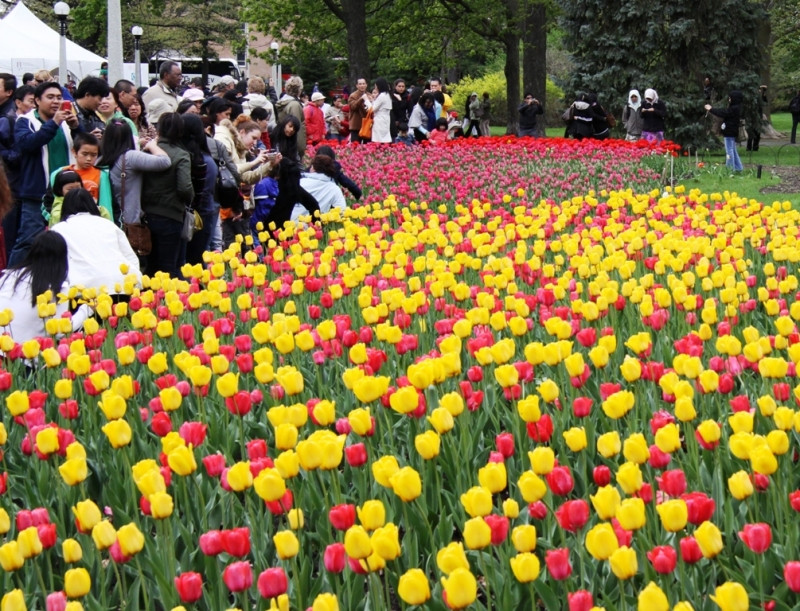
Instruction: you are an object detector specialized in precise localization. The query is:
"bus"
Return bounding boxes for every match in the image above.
[148,56,240,87]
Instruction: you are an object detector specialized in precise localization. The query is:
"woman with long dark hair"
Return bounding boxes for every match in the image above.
[181,114,217,263]
[52,189,140,290]
[267,115,319,235]
[126,93,157,148]
[0,231,90,342]
[99,120,171,226]
[408,92,437,142]
[142,113,194,277]
[370,77,392,143]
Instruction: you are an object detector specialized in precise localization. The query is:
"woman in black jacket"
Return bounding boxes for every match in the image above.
[587,93,610,140]
[641,88,667,142]
[267,115,319,236]
[705,90,743,172]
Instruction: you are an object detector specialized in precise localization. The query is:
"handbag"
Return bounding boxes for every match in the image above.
[359,108,374,140]
[605,112,617,128]
[181,207,200,241]
[562,106,574,123]
[214,141,243,209]
[119,155,152,256]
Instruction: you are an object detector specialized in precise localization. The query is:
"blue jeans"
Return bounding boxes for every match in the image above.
[724,137,743,172]
[7,198,46,267]
[146,213,184,278]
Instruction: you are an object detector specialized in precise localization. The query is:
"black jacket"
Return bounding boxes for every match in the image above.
[518,101,544,130]
[709,91,743,138]
[641,100,667,133]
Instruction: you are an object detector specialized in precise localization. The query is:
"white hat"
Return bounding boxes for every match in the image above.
[311,92,325,102]
[146,98,170,124]
[181,88,205,102]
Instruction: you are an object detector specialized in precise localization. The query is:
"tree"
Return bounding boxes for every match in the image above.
[560,0,765,148]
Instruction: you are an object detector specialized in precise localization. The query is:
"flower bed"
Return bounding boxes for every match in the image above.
[0,137,797,611]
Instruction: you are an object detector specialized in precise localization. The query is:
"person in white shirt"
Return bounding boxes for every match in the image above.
[0,231,90,344]
[51,188,140,293]
[293,153,346,222]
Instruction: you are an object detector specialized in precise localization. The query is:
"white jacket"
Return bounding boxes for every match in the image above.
[51,213,141,292]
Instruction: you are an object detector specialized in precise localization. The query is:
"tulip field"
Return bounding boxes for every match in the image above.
[3,135,800,611]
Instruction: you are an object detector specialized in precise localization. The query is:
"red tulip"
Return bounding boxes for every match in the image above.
[526,413,553,442]
[657,469,686,497]
[329,504,357,531]
[682,491,715,525]
[784,561,800,592]
[545,548,572,580]
[174,571,204,602]
[495,432,514,457]
[345,443,368,467]
[554,499,589,532]
[199,530,224,556]
[225,391,252,416]
[484,514,509,545]
[592,465,611,487]
[257,567,288,599]
[222,527,251,557]
[324,542,346,573]
[647,545,677,574]
[546,466,574,496]
[572,396,593,418]
[739,523,772,553]
[46,591,67,611]
[223,561,253,592]
[567,590,594,611]
[679,536,703,564]
[202,454,226,477]
[648,444,671,469]
[246,439,268,460]
[790,490,800,512]
[37,523,57,549]
[528,501,548,520]
[178,421,207,447]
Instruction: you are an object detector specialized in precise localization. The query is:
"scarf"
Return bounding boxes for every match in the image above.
[628,90,641,111]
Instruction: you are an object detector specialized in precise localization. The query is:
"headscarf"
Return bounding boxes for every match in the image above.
[628,90,641,111]
[644,88,658,104]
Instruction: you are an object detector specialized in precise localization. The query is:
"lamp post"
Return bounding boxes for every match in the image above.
[54,2,70,86]
[270,41,280,94]
[131,26,143,88]
[107,0,123,83]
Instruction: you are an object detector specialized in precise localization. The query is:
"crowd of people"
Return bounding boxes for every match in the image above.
[0,62,779,336]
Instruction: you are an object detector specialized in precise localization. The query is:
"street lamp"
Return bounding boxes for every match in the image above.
[131,26,143,88]
[270,41,280,94]
[54,2,70,86]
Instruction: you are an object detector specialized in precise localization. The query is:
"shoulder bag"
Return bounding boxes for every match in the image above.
[119,154,152,256]
[359,108,374,140]
[214,141,244,209]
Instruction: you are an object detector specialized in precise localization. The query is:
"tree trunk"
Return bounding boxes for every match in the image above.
[504,0,521,135]
[757,14,772,121]
[201,39,210,89]
[523,2,547,134]
[341,0,371,85]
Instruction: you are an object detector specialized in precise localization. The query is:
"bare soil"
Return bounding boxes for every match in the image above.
[760,166,800,194]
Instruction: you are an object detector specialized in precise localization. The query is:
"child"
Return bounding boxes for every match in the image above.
[315,145,362,200]
[42,169,83,226]
[393,122,415,146]
[62,133,115,218]
[251,163,280,240]
[429,118,449,145]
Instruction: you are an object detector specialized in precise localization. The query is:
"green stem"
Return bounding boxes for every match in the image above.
[136,557,151,609]
[478,550,492,610]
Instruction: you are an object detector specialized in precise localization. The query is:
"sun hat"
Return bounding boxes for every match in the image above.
[311,92,325,102]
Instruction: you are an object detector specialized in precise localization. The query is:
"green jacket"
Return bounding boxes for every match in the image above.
[141,141,194,223]
[43,166,113,226]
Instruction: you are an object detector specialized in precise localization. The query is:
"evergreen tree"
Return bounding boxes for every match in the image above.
[560,0,766,147]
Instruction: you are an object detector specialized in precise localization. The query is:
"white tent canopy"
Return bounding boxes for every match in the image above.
[0,2,106,81]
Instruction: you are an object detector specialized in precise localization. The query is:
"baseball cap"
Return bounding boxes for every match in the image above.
[181,88,205,102]
[311,92,325,102]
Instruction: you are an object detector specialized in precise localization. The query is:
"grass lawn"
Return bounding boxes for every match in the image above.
[488,113,800,204]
